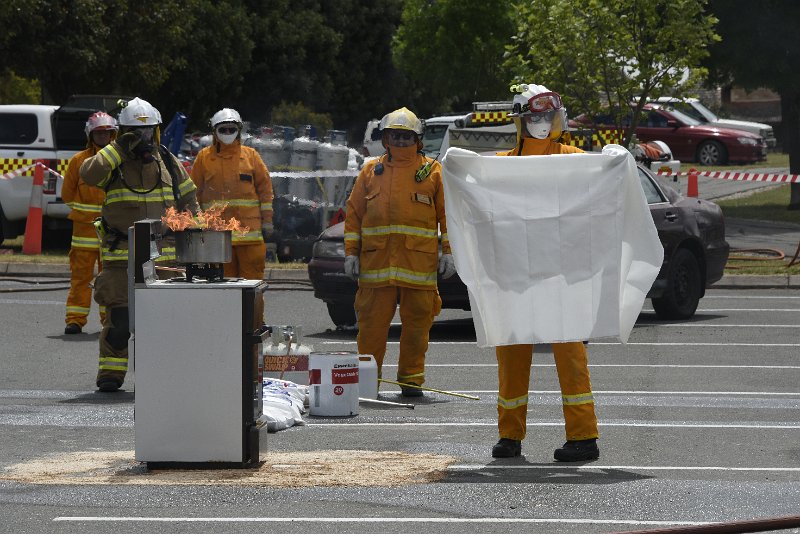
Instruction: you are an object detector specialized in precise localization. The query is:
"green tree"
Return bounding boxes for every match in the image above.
[0,70,40,104]
[704,0,800,210]
[393,0,516,116]
[152,0,254,127]
[270,101,333,135]
[505,0,718,148]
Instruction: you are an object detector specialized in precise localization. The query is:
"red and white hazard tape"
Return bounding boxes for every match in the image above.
[656,169,800,183]
[0,162,64,181]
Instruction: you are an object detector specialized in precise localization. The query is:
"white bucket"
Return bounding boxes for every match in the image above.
[309,352,360,416]
[358,355,378,400]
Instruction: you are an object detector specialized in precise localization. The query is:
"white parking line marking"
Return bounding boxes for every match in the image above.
[0,298,64,306]
[657,324,800,328]
[306,428,800,430]
[53,516,711,526]
[448,464,800,472]
[321,341,800,347]
[462,389,800,396]
[706,295,800,299]
[382,364,800,369]
[685,309,800,312]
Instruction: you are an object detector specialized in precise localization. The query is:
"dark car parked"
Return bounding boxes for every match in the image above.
[308,165,730,328]
[571,103,767,166]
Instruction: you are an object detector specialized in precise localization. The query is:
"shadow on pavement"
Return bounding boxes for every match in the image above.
[440,459,653,485]
[59,390,135,404]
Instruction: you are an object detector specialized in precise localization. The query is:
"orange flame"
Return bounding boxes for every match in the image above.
[162,204,250,234]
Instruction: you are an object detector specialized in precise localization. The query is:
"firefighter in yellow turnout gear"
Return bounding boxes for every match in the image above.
[80,97,199,392]
[62,112,116,334]
[190,108,274,279]
[491,84,599,461]
[344,107,456,396]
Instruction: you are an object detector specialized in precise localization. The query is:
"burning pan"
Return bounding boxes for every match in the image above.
[175,229,232,264]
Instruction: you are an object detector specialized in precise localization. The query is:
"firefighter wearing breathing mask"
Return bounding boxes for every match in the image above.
[62,112,117,335]
[490,84,600,461]
[344,107,455,397]
[80,97,199,393]
[190,108,274,279]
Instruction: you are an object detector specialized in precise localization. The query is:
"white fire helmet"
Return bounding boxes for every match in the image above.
[84,111,118,137]
[210,108,243,129]
[117,97,162,127]
[378,107,424,136]
[509,83,568,139]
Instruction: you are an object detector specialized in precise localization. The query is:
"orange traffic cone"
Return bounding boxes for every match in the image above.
[687,168,699,198]
[22,161,45,255]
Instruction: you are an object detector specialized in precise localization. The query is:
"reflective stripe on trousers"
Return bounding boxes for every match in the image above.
[496,341,598,441]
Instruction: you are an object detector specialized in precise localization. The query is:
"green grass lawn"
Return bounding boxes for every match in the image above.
[717,184,800,225]
[690,151,789,173]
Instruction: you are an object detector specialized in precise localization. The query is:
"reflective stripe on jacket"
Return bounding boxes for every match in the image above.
[80,141,199,262]
[63,148,105,225]
[345,151,449,289]
[190,141,273,244]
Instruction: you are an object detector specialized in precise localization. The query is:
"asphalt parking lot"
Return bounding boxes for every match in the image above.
[0,283,798,533]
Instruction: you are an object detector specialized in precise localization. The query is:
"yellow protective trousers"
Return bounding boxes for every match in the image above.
[496,342,598,441]
[355,285,442,386]
[223,242,267,280]
[65,222,104,327]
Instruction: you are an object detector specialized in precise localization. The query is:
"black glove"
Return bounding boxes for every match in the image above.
[115,130,143,158]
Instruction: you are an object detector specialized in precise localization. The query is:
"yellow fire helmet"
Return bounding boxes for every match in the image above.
[379,107,424,136]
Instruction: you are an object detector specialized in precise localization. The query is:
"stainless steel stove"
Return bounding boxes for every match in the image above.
[130,220,269,468]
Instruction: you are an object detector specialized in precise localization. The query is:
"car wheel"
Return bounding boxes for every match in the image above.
[651,248,702,320]
[326,301,357,328]
[696,140,726,166]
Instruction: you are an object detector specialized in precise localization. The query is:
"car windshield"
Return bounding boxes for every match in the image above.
[687,101,719,122]
[660,106,701,126]
[422,124,449,156]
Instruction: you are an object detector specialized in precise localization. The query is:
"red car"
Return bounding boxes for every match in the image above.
[308,165,730,328]
[571,103,767,166]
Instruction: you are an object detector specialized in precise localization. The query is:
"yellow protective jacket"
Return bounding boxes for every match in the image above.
[499,137,584,157]
[345,147,450,289]
[190,140,273,245]
[79,142,199,263]
[63,147,105,225]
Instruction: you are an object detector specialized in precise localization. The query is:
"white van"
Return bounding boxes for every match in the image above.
[361,119,383,157]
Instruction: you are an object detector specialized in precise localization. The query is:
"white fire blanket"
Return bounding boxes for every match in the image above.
[441,145,663,347]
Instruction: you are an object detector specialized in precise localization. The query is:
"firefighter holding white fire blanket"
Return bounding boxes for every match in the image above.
[441,84,663,460]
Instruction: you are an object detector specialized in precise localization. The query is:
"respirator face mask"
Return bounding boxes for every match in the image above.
[129,126,156,162]
[524,111,555,139]
[216,125,239,145]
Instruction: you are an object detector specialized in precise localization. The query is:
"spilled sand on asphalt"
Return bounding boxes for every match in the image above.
[1,450,455,487]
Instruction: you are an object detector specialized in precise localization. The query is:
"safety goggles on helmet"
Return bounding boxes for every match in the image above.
[513,91,563,115]
[522,110,557,124]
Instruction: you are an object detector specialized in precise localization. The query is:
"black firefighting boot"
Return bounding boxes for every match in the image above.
[64,323,82,335]
[491,438,522,458]
[96,377,122,393]
[400,383,424,397]
[553,438,599,462]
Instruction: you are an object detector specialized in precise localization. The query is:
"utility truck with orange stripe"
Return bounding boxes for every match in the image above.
[0,98,128,243]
